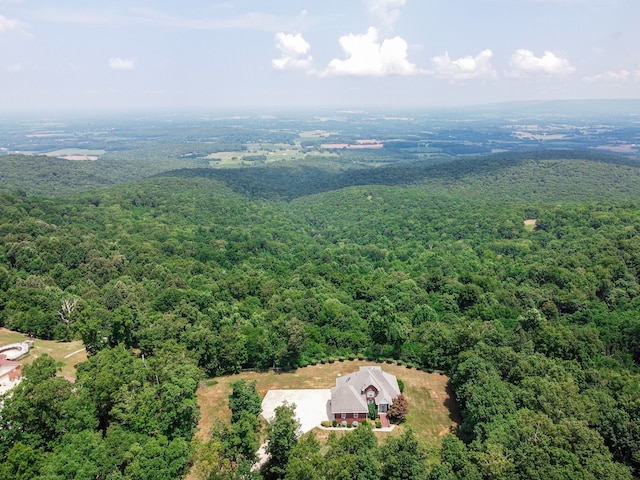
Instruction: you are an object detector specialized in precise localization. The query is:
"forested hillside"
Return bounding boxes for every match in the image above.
[159,149,640,202]
[1,151,639,478]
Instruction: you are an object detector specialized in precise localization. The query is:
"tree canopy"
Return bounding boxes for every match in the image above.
[1,148,640,478]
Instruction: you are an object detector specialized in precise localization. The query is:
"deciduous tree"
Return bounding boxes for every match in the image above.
[388,393,409,423]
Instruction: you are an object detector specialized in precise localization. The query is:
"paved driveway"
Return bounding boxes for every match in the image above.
[261,389,332,434]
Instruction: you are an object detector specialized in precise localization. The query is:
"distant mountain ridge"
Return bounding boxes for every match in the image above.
[464,98,640,116]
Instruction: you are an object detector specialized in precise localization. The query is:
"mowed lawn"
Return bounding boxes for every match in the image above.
[195,360,459,447]
[0,328,87,380]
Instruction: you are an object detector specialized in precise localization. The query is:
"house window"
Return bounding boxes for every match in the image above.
[341,413,346,419]
[367,390,375,398]
[354,413,359,418]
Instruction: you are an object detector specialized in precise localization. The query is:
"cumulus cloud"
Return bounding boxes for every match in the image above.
[430,49,496,80]
[322,26,417,77]
[507,49,575,77]
[363,0,406,31]
[0,13,25,32]
[272,32,313,71]
[108,57,136,70]
[584,69,640,83]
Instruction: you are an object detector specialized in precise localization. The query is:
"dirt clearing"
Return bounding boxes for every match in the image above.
[194,360,458,446]
[0,328,87,379]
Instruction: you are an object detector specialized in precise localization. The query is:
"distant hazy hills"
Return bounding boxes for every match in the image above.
[465,98,640,116]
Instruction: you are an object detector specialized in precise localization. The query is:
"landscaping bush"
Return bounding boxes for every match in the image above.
[375,418,382,428]
[332,419,338,427]
[397,379,405,393]
[321,421,332,428]
[368,403,377,420]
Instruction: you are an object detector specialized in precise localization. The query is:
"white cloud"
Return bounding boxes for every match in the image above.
[272,32,313,71]
[0,14,24,32]
[323,26,417,77]
[507,49,575,77]
[108,57,136,70]
[584,69,640,83]
[363,0,406,31]
[431,49,496,80]
[6,63,22,72]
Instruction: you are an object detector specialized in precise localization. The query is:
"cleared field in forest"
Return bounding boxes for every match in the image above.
[195,360,458,446]
[0,328,87,380]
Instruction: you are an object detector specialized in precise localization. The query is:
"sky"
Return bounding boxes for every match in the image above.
[1,0,639,111]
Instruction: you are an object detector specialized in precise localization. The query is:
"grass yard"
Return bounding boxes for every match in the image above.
[524,218,537,231]
[195,360,458,448]
[44,148,105,160]
[0,328,87,379]
[205,143,338,167]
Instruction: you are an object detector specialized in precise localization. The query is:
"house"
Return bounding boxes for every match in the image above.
[0,355,21,381]
[329,366,400,425]
[0,341,30,395]
[0,354,22,395]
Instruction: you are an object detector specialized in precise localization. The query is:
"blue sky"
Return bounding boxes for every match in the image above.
[1,0,639,111]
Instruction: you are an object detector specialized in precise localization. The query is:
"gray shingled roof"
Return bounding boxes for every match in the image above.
[330,366,400,414]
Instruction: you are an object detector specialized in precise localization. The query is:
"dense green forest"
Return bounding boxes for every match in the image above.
[1,150,639,479]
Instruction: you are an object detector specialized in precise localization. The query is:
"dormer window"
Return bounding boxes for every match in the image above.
[367,390,375,398]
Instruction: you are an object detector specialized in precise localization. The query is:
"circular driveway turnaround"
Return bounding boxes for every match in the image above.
[261,389,332,434]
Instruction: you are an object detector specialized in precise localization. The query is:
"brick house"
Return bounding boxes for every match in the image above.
[0,355,21,381]
[329,366,400,426]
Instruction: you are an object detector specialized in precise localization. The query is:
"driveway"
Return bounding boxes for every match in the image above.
[261,389,332,434]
